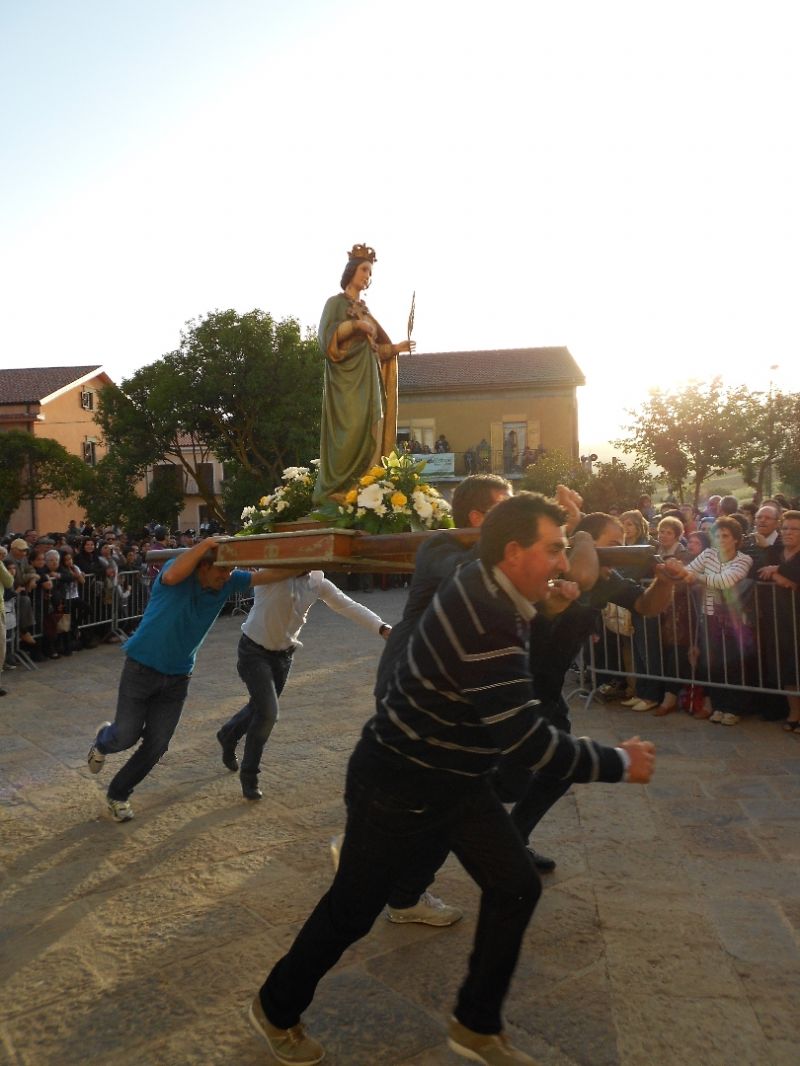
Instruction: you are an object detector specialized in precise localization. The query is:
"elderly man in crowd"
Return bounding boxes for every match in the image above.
[743,503,782,569]
[8,538,39,657]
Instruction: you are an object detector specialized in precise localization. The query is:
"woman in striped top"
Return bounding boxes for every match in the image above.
[684,516,753,724]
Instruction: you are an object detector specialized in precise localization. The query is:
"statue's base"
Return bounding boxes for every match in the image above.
[216,526,478,573]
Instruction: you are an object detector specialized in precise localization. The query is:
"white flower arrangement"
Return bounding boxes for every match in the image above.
[238,461,319,535]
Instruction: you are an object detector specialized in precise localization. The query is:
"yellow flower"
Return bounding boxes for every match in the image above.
[345,488,358,504]
[359,474,375,487]
[369,466,384,478]
[390,491,407,508]
[259,496,269,507]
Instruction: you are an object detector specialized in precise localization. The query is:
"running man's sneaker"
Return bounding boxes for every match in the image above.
[107,798,134,822]
[329,833,344,873]
[709,710,724,724]
[447,1017,539,1064]
[248,995,324,1064]
[87,722,111,773]
[386,891,463,926]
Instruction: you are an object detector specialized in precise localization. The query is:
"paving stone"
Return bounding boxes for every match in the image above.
[612,993,771,1066]
[707,898,800,966]
[662,797,750,827]
[509,960,620,1066]
[704,775,781,799]
[676,823,765,857]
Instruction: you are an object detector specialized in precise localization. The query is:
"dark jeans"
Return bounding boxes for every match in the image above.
[392,697,569,906]
[97,657,190,801]
[699,613,751,714]
[218,635,294,776]
[509,696,572,844]
[632,613,662,701]
[260,747,542,1035]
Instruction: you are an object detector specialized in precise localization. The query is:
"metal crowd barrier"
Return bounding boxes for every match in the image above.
[586,579,800,706]
[5,568,255,673]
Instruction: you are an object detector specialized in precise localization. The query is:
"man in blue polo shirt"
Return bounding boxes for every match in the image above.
[86,536,290,822]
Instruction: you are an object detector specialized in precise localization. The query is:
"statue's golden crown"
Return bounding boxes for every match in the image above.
[348,243,377,264]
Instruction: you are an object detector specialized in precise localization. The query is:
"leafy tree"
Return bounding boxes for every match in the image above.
[77,451,185,532]
[520,449,586,497]
[775,392,800,497]
[581,459,655,514]
[729,388,800,503]
[97,310,323,525]
[614,379,744,506]
[220,465,268,530]
[0,430,89,532]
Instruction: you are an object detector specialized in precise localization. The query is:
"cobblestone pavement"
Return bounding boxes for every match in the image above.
[1,587,799,1066]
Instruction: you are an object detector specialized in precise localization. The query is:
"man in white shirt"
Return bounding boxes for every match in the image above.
[216,571,391,799]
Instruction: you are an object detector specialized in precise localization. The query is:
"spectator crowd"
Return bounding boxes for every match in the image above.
[592,491,800,732]
[0,522,215,690]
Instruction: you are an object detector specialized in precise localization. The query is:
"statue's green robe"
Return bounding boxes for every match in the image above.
[313,293,397,504]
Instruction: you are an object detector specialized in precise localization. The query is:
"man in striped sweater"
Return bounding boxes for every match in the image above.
[249,493,656,1066]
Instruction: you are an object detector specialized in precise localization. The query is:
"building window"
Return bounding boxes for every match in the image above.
[80,390,94,411]
[82,440,96,465]
[502,421,527,474]
[196,462,215,495]
[152,464,183,490]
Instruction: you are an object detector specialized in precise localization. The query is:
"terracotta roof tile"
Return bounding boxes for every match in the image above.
[399,347,584,393]
[0,366,103,404]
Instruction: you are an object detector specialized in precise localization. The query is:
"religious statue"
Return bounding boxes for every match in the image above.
[313,244,415,504]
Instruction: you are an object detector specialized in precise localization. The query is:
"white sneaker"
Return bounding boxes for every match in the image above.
[107,798,134,822]
[329,833,344,873]
[620,697,641,707]
[631,700,658,712]
[386,891,463,926]
[87,721,111,773]
[709,710,724,723]
[721,713,740,726]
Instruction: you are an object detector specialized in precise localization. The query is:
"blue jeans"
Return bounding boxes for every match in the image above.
[260,741,542,1035]
[97,657,190,801]
[218,634,294,776]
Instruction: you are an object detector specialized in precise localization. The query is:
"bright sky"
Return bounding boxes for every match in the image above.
[2,0,798,459]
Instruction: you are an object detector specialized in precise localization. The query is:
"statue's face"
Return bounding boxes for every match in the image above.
[351,261,372,291]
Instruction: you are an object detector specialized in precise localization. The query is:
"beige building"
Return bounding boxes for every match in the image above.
[147,437,226,533]
[397,346,584,483]
[1,366,112,535]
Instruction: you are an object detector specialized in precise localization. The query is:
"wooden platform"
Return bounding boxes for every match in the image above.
[214,527,478,573]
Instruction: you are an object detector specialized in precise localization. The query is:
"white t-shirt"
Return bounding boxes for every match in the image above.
[241,570,385,651]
